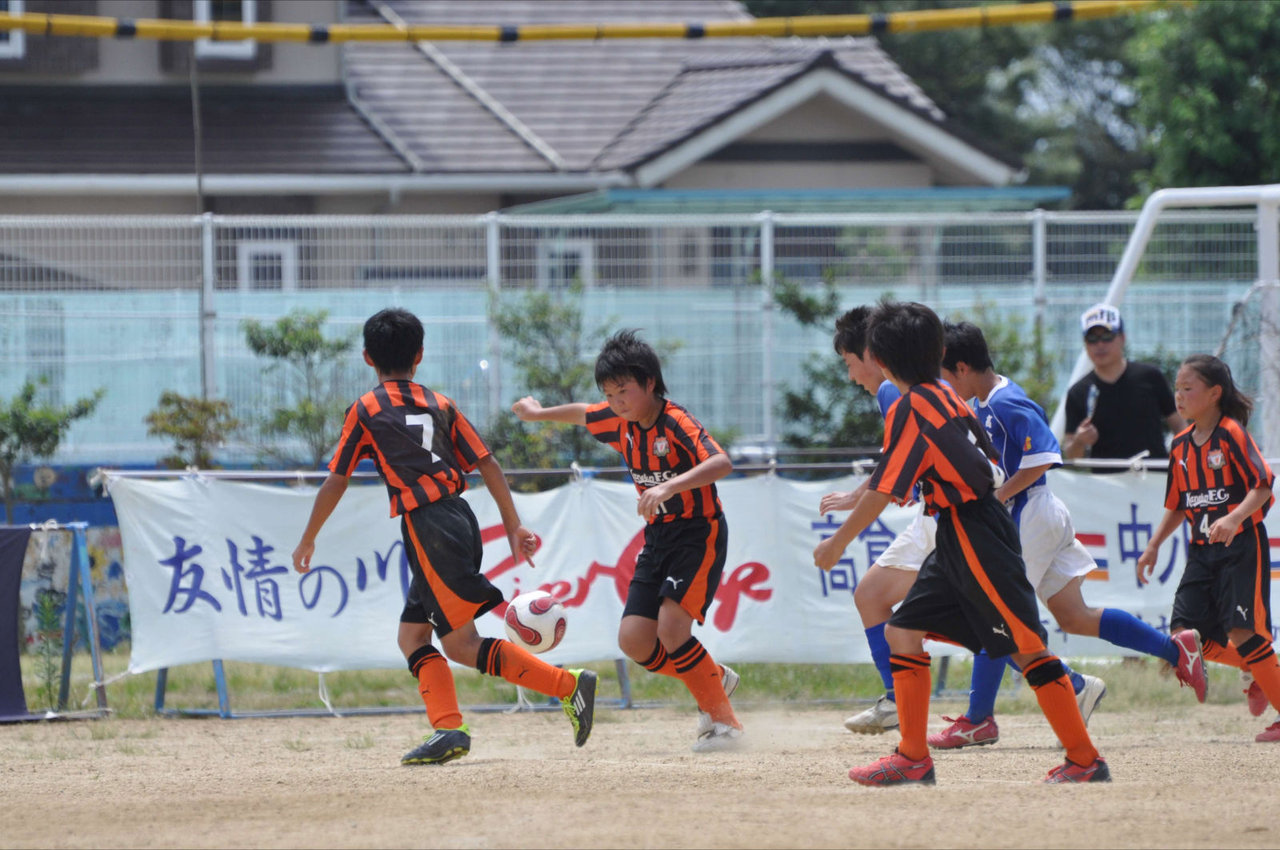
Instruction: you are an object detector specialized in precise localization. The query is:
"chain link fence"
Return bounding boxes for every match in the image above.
[0,210,1263,464]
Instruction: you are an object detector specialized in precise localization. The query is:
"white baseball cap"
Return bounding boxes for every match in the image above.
[1080,303,1123,335]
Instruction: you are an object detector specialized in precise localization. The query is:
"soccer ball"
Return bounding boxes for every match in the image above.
[503,590,567,654]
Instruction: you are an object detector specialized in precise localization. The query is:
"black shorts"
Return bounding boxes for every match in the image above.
[889,496,1047,656]
[622,515,727,624]
[1172,522,1273,647]
[399,495,503,636]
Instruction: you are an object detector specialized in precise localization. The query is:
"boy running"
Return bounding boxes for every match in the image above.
[819,306,934,734]
[814,300,1108,785]
[513,329,742,752]
[1137,354,1280,743]
[292,308,596,766]
[932,320,1205,748]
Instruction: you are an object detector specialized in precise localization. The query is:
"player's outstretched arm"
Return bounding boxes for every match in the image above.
[1135,508,1183,585]
[292,473,349,573]
[819,477,870,515]
[476,454,538,567]
[814,489,891,571]
[511,396,589,426]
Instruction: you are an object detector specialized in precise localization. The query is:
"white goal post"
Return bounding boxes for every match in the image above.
[1050,183,1280,456]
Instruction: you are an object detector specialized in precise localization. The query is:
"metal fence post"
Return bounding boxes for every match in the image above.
[1032,208,1047,334]
[1257,201,1280,455]
[758,210,776,450]
[200,211,217,399]
[486,211,502,424]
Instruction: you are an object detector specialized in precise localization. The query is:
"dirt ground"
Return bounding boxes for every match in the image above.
[2,700,1278,849]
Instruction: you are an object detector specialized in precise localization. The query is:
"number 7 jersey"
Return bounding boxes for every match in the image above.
[1165,416,1274,544]
[329,380,490,516]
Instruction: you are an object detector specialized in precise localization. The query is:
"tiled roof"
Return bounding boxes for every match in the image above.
[592,46,949,171]
[0,85,405,174]
[342,0,955,175]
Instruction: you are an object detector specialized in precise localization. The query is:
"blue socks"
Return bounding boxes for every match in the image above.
[968,653,1086,721]
[1099,607,1179,666]
[965,651,1008,721]
[865,623,896,701]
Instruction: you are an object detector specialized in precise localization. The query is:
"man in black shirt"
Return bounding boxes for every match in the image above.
[1063,304,1184,468]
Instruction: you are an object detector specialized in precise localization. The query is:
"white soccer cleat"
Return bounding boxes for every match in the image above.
[844,694,899,734]
[692,721,744,753]
[720,664,740,700]
[1075,673,1108,726]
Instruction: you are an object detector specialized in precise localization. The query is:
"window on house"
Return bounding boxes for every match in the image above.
[536,239,594,289]
[0,0,26,60]
[195,0,256,61]
[236,241,296,291]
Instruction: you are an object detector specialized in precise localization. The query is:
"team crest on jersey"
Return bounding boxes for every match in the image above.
[1207,450,1225,469]
[653,436,670,457]
[1023,436,1032,450]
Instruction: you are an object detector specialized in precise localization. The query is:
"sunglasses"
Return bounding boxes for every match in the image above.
[1084,330,1118,344]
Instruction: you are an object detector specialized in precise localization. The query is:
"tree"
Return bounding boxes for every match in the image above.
[774,275,884,457]
[0,380,104,523]
[742,0,1149,209]
[144,391,241,469]
[1129,1,1280,198]
[485,282,617,487]
[241,310,358,468]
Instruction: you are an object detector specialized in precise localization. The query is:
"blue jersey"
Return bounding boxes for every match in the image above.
[876,380,900,419]
[970,375,1061,521]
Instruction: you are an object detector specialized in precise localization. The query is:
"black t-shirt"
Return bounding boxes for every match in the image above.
[1064,361,1176,462]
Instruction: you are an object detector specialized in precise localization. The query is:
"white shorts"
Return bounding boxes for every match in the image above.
[1018,487,1096,602]
[873,507,937,572]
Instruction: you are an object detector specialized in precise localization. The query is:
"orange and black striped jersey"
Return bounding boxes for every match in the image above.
[585,398,724,523]
[1164,416,1274,545]
[869,380,998,515]
[328,380,490,517]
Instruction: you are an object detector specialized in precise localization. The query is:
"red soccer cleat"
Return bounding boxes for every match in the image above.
[1243,673,1269,717]
[1044,757,1111,784]
[1172,629,1207,703]
[1257,720,1280,743]
[927,715,999,749]
[848,749,936,787]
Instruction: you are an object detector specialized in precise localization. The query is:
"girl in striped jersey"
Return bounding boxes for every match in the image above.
[1137,354,1280,743]
[512,330,743,752]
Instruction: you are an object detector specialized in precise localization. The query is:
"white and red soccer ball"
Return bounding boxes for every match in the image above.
[503,590,567,654]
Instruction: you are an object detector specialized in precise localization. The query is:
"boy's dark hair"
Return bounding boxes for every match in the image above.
[1181,353,1253,426]
[363,308,424,374]
[941,320,994,372]
[866,300,943,385]
[833,306,872,356]
[595,329,667,396]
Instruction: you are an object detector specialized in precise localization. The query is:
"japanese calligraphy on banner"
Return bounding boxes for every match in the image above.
[106,470,1280,675]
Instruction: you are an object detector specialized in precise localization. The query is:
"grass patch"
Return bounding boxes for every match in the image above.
[21,647,1263,720]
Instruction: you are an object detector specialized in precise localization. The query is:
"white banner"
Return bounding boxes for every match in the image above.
[107,471,1280,674]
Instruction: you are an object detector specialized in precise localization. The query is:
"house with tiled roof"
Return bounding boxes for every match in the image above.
[0,0,1025,216]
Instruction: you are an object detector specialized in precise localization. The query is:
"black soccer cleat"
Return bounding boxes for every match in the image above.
[561,669,597,747]
[401,725,470,766]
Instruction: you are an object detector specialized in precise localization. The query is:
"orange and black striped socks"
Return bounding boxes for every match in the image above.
[1023,654,1098,767]
[640,640,679,677]
[889,653,930,761]
[407,644,463,730]
[1237,634,1280,714]
[476,637,576,699]
[670,637,740,728]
